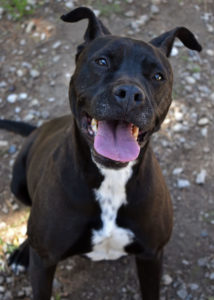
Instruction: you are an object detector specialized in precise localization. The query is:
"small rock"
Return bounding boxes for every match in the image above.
[201,230,208,237]
[1,205,8,214]
[195,169,207,185]
[48,97,55,102]
[26,20,36,33]
[125,10,135,17]
[210,273,214,280]
[182,259,190,266]
[198,117,209,126]
[41,110,50,119]
[0,286,5,293]
[12,203,19,211]
[7,94,17,103]
[31,99,39,106]
[65,1,74,9]
[17,290,25,298]
[197,257,208,267]
[8,145,17,154]
[18,93,28,100]
[30,69,40,78]
[185,76,196,85]
[52,55,61,63]
[174,111,183,121]
[201,127,208,137]
[20,39,26,46]
[52,40,62,49]
[16,69,25,77]
[162,274,173,285]
[24,113,34,121]
[40,32,46,40]
[177,179,190,189]
[0,141,9,147]
[171,47,179,56]
[177,287,188,299]
[206,49,214,56]
[172,123,187,133]
[172,168,183,175]
[0,81,7,88]
[189,283,199,290]
[150,4,160,14]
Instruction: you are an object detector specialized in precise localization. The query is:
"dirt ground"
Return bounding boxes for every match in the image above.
[0,0,214,299]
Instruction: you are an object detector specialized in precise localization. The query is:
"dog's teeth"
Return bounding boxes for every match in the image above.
[91,118,98,135]
[132,126,139,140]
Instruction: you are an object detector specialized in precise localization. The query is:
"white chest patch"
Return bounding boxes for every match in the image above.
[86,162,135,261]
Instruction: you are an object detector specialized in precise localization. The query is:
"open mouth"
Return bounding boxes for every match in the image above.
[84,114,148,163]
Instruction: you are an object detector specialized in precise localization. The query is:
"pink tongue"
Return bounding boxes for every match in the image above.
[94,121,140,162]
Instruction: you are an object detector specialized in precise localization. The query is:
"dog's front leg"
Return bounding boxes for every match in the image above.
[135,250,163,300]
[29,247,57,300]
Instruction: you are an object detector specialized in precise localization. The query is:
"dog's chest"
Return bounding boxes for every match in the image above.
[86,163,134,261]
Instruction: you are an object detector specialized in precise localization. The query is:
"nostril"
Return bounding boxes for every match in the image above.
[116,89,126,99]
[134,92,143,102]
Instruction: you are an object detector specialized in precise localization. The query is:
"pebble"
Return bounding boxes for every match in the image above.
[177,179,190,189]
[7,94,17,103]
[48,97,55,102]
[18,93,28,100]
[16,69,25,77]
[198,118,209,126]
[17,290,25,298]
[52,40,62,49]
[171,47,179,56]
[65,1,74,9]
[177,287,188,299]
[174,111,183,121]
[0,286,5,293]
[172,123,187,133]
[30,69,40,78]
[206,49,214,56]
[195,169,207,185]
[189,283,199,290]
[201,127,208,137]
[0,81,7,88]
[24,113,34,121]
[8,145,17,154]
[172,168,183,175]
[130,15,149,31]
[26,20,36,33]
[0,141,9,147]
[197,257,208,267]
[162,274,173,285]
[185,76,196,85]
[150,4,160,14]
[210,273,214,280]
[125,11,135,17]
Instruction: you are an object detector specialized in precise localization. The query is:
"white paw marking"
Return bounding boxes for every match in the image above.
[86,162,135,261]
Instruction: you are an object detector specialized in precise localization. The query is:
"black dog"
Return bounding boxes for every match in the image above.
[0,7,202,300]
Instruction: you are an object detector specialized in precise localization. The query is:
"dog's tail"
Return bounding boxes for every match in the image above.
[8,239,29,275]
[0,119,37,137]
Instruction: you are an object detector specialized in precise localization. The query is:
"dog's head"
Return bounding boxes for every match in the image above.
[61,7,202,168]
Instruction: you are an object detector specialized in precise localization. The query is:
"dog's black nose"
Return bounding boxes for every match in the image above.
[113,85,144,111]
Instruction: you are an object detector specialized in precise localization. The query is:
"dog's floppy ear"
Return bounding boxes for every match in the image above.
[61,7,111,43]
[150,27,202,57]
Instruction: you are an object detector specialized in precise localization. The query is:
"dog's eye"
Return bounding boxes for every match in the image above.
[153,73,164,81]
[95,58,108,67]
